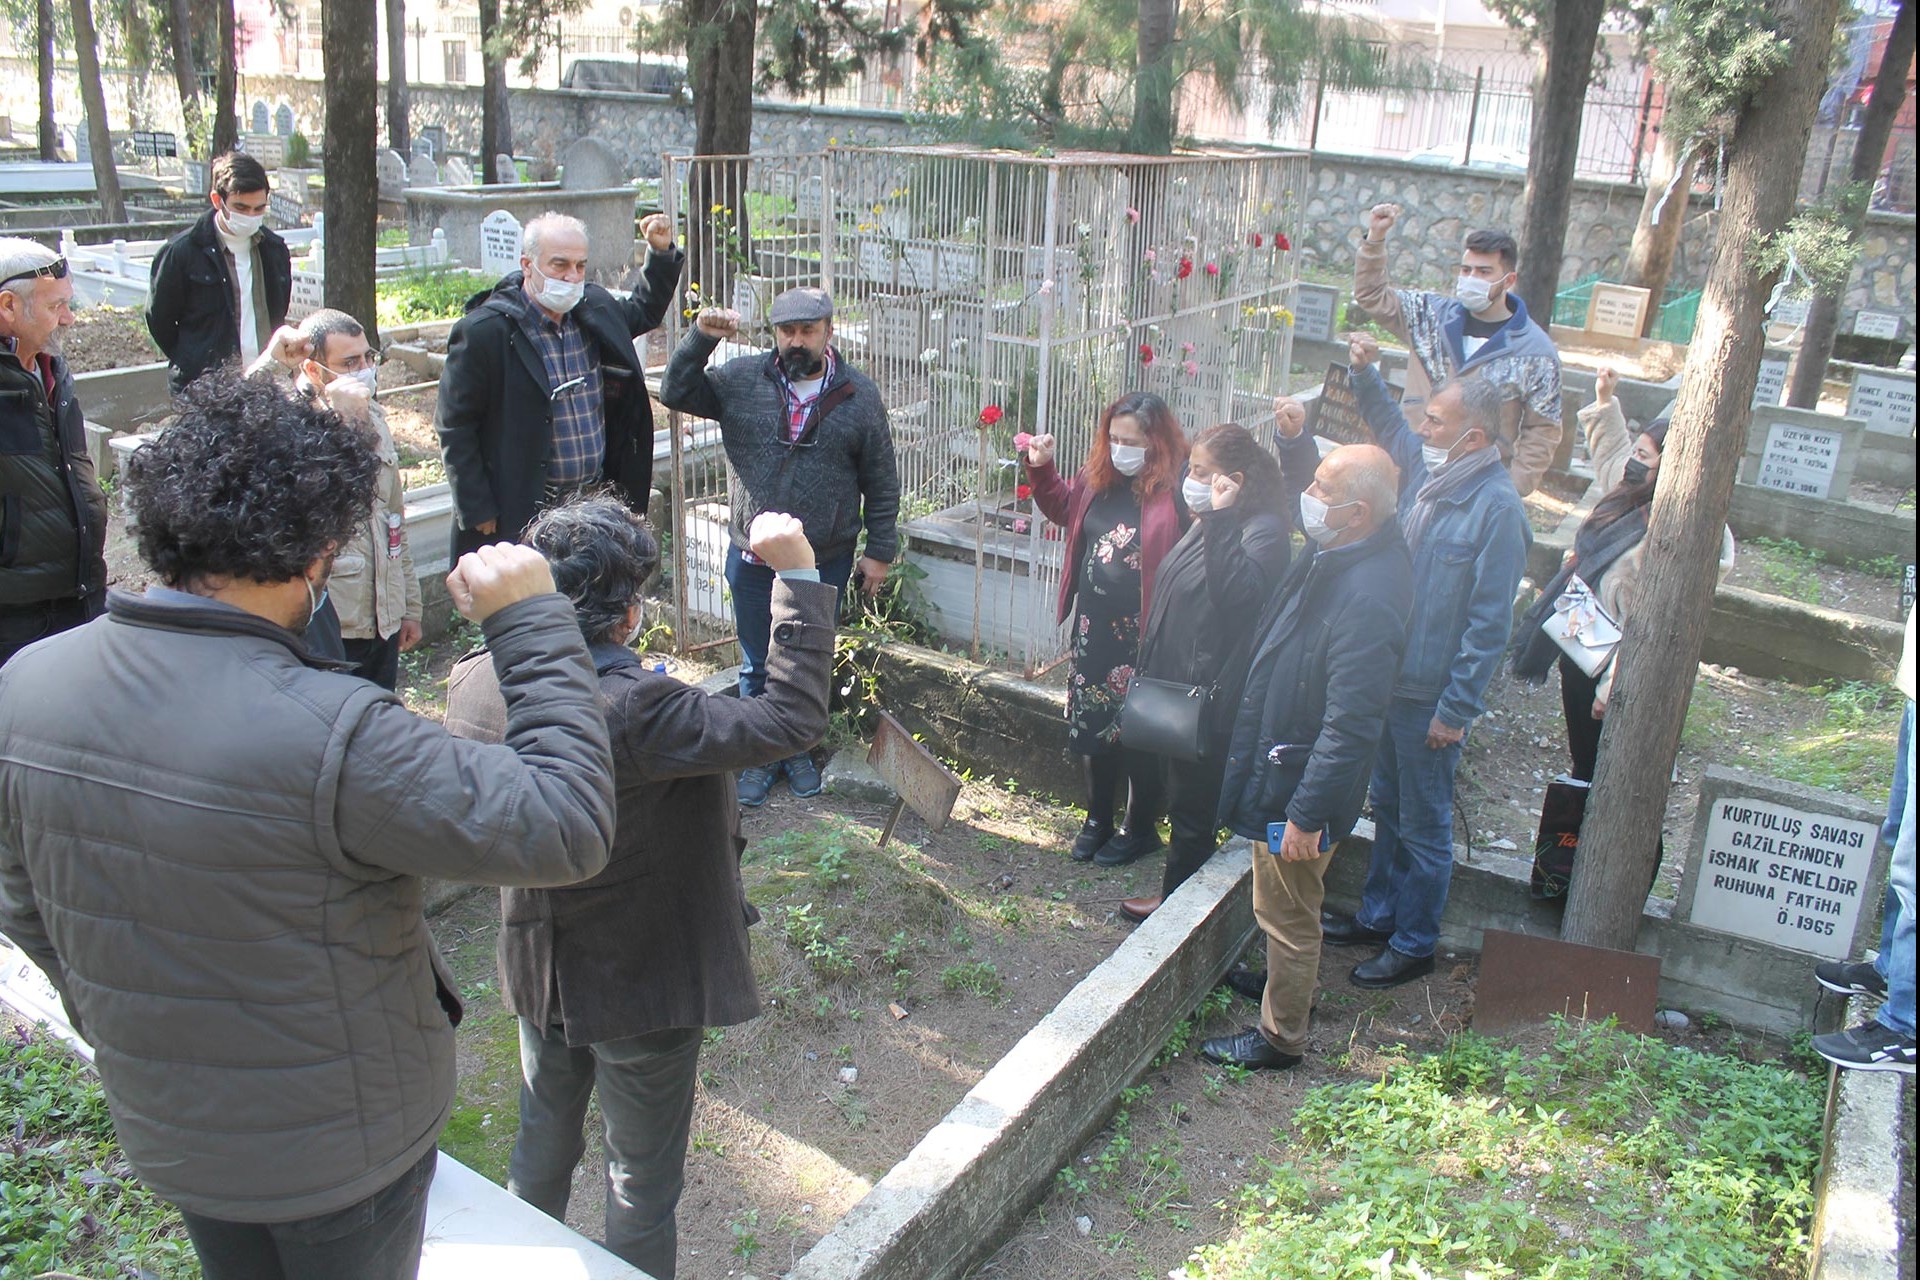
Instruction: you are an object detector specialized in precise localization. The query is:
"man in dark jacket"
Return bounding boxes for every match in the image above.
[0,239,108,666]
[0,374,617,1280]
[435,210,683,559]
[1309,336,1531,989]
[661,287,898,805]
[445,499,835,1278]
[146,151,292,395]
[1203,443,1413,1071]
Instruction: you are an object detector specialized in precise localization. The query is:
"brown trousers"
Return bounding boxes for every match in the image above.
[1251,838,1333,1056]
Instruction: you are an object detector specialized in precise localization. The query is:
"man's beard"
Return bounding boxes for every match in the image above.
[779,346,824,379]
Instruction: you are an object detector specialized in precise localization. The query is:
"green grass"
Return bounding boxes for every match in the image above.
[435,1008,522,1182]
[375,265,493,329]
[1762,680,1905,805]
[1748,537,1825,606]
[1184,1020,1822,1280]
[0,1025,195,1277]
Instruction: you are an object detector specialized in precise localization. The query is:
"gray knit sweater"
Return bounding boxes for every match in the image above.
[661,331,900,563]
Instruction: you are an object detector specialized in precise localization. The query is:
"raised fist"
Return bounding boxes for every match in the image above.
[640,212,676,254]
[747,511,814,573]
[696,307,740,340]
[1273,396,1306,439]
[1366,203,1401,241]
[1024,432,1057,468]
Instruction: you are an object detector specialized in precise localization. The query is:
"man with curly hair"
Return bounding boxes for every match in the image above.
[0,373,618,1280]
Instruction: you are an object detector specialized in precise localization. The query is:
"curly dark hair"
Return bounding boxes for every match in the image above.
[523,494,660,645]
[124,372,380,588]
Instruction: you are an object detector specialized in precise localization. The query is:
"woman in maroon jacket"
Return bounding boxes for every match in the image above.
[1025,391,1190,865]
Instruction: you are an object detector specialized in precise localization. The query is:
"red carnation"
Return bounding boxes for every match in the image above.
[1139,343,1156,365]
[1251,232,1264,247]
[979,404,1004,426]
[1274,232,1292,251]
[1015,483,1032,500]
[1175,256,1194,280]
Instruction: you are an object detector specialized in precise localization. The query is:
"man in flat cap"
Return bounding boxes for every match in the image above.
[662,286,898,806]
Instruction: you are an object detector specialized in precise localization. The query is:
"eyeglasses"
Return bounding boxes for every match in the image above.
[322,350,382,374]
[0,258,69,289]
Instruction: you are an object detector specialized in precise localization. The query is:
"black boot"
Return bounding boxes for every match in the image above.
[1097,751,1167,866]
[1070,754,1121,861]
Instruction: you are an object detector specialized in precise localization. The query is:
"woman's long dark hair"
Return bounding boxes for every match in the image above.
[1586,417,1669,532]
[1191,423,1285,519]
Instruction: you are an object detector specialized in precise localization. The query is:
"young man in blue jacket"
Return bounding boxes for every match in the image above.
[1279,334,1531,989]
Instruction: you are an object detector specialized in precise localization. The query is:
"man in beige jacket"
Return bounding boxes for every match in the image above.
[251,309,422,687]
[1352,203,1564,496]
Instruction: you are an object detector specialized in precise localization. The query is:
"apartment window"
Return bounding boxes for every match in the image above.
[443,40,468,84]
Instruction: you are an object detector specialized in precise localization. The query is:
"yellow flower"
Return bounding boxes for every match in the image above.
[711,203,724,214]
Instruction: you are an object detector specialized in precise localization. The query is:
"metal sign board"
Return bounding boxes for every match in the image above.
[867,710,962,845]
[1472,928,1660,1034]
[1305,362,1376,447]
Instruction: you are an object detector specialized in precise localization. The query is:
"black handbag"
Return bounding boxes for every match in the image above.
[1121,676,1214,762]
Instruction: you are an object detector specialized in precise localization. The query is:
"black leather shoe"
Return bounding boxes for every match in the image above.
[1222,967,1267,1002]
[1094,826,1164,867]
[1349,946,1436,989]
[1200,1026,1301,1070]
[1320,909,1394,947]
[1069,820,1114,862]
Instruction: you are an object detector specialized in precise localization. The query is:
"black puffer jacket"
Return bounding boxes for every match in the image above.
[0,346,107,610]
[1218,521,1413,841]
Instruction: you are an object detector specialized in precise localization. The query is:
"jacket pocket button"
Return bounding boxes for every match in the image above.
[774,623,795,642]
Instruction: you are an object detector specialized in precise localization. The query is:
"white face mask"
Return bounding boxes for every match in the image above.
[1455,275,1495,314]
[220,205,266,238]
[1110,443,1148,477]
[531,269,585,314]
[1181,475,1213,512]
[1422,442,1454,474]
[1298,492,1358,546]
[626,604,647,647]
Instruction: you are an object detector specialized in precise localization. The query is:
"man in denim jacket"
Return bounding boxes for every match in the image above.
[1278,333,1531,988]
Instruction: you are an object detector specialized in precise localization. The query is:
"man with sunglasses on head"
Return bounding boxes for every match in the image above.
[147,151,291,396]
[249,310,422,687]
[0,239,107,668]
[661,287,899,806]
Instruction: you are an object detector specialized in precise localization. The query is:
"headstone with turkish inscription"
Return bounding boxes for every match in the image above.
[287,268,325,324]
[1901,562,1916,616]
[183,159,209,196]
[1846,367,1916,437]
[1752,348,1791,409]
[419,126,448,160]
[1304,362,1376,447]
[412,136,436,160]
[1675,767,1889,961]
[269,188,304,228]
[1586,283,1652,340]
[251,101,270,134]
[1741,404,1863,501]
[239,132,284,169]
[376,149,408,200]
[443,155,474,187]
[479,209,523,278]
[1853,310,1903,341]
[1291,281,1339,344]
[274,104,295,137]
[409,154,440,189]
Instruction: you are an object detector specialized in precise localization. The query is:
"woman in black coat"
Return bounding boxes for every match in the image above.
[1119,423,1295,921]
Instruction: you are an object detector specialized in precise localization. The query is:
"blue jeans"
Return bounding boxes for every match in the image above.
[1357,698,1465,959]
[726,544,853,699]
[1876,701,1915,1038]
[177,1146,436,1280]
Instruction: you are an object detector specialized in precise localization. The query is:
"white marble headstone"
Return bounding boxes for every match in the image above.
[377,149,408,198]
[480,209,524,278]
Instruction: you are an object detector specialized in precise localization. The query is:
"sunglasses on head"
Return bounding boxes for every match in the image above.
[0,258,69,289]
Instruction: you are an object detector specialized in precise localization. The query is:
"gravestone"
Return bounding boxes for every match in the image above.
[412,136,436,160]
[74,127,88,162]
[479,209,523,278]
[1752,348,1791,409]
[1742,404,1864,501]
[287,269,325,324]
[409,154,440,189]
[1303,362,1375,447]
[131,130,177,161]
[183,158,209,195]
[494,154,518,184]
[796,175,825,221]
[443,155,474,187]
[1846,368,1916,436]
[1771,296,1811,328]
[251,101,270,134]
[560,136,625,189]
[239,133,285,168]
[269,188,304,228]
[1291,281,1339,345]
[1586,283,1652,340]
[1853,310,1903,341]
[274,104,295,137]
[419,125,448,160]
[1675,767,1888,961]
[377,149,408,200]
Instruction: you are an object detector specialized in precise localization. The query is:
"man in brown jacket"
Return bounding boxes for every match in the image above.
[1351,203,1564,496]
[0,373,617,1280]
[444,498,836,1279]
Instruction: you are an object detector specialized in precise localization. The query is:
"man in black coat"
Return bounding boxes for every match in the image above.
[0,239,108,667]
[435,211,684,560]
[1203,443,1413,1071]
[146,152,291,396]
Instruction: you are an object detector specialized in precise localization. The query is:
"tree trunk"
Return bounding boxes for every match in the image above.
[211,0,238,154]
[324,0,380,345]
[385,0,410,154]
[35,0,56,161]
[480,0,512,183]
[1515,0,1606,317]
[685,0,757,296]
[1622,127,1695,334]
[1787,0,1914,408]
[69,0,126,221]
[1562,0,1842,951]
[165,0,200,149]
[1129,0,1178,155]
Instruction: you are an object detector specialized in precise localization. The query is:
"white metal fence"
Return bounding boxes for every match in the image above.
[659,146,1307,674]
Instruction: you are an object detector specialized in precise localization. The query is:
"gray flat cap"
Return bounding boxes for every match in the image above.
[768,286,834,325]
